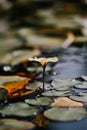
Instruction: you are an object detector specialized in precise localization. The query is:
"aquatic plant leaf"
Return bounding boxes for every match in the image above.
[25,97,53,106]
[27,35,67,49]
[8,49,40,65]
[0,88,8,102]
[0,76,26,86]
[51,97,83,107]
[0,118,35,130]
[51,78,81,91]
[81,76,87,81]
[0,102,38,117]
[74,82,87,89]
[0,76,38,99]
[3,79,34,99]
[44,107,87,121]
[42,90,71,97]
[70,95,87,102]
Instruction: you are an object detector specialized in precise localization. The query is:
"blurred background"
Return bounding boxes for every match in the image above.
[1,0,87,49]
[1,0,87,78]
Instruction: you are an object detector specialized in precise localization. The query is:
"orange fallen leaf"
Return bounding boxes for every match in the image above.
[3,78,34,99]
[51,97,83,107]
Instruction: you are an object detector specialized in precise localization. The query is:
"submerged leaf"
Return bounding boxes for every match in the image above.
[0,118,35,130]
[33,113,50,127]
[0,102,38,117]
[0,88,8,102]
[25,97,53,106]
[44,107,87,121]
[51,97,83,107]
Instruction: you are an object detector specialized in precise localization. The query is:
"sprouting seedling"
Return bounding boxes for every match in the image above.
[28,57,58,92]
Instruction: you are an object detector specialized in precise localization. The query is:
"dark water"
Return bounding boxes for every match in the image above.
[50,46,87,79]
[39,45,87,130]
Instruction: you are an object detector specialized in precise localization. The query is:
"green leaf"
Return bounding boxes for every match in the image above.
[74,82,87,89]
[0,76,26,87]
[0,88,8,101]
[25,97,53,106]
[44,107,87,121]
[51,78,80,91]
[0,102,38,117]
[70,95,87,102]
[81,76,87,81]
[42,90,71,97]
[0,118,35,130]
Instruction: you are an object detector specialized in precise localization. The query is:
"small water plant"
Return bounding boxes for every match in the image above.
[28,57,58,91]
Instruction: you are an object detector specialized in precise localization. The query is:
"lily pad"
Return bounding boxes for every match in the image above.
[27,35,67,49]
[25,97,53,106]
[0,102,38,117]
[0,88,8,102]
[0,118,35,130]
[74,82,87,89]
[0,76,26,87]
[42,90,71,97]
[51,97,83,107]
[51,78,80,91]
[70,95,87,103]
[81,76,87,81]
[44,107,87,121]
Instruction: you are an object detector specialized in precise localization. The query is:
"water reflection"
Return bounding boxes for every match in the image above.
[53,46,87,78]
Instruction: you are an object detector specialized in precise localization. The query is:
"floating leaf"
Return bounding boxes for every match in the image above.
[0,76,38,99]
[70,95,87,103]
[51,97,83,107]
[27,35,67,49]
[0,76,26,86]
[0,118,35,130]
[3,78,34,99]
[42,90,71,97]
[44,107,87,121]
[25,97,53,106]
[74,82,87,89]
[0,102,38,117]
[0,88,8,102]
[51,78,80,91]
[81,76,87,81]
[9,49,40,65]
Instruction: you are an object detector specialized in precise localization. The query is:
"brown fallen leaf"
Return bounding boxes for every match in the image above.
[51,97,83,107]
[3,78,34,99]
[33,113,50,127]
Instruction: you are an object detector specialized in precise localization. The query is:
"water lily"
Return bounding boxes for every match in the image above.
[28,57,58,67]
[28,57,58,91]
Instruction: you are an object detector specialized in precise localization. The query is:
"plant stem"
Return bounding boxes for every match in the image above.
[42,65,46,92]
